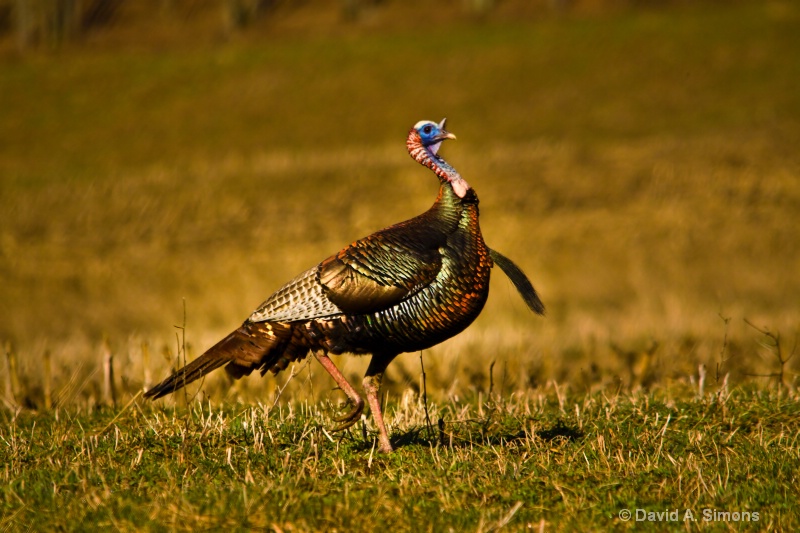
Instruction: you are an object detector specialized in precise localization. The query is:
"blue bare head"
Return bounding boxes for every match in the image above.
[411,118,456,155]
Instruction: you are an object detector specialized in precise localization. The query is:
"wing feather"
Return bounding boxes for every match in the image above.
[249,267,343,322]
[318,226,443,314]
[250,216,450,322]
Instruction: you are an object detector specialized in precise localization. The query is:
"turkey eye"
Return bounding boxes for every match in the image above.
[423,125,432,134]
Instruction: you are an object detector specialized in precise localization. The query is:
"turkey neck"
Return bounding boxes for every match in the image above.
[407,136,471,199]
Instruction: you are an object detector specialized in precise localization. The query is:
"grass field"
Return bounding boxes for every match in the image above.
[1,0,800,529]
[3,385,799,530]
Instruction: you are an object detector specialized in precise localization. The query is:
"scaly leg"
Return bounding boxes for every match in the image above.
[363,353,398,453]
[314,352,364,431]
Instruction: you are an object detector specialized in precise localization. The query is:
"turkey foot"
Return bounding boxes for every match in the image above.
[330,398,365,431]
[314,352,365,431]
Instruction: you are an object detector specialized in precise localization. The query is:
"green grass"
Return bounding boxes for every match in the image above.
[3,386,798,531]
[2,0,798,370]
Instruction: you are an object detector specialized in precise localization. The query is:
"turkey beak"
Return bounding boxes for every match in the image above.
[429,130,455,155]
[437,118,457,142]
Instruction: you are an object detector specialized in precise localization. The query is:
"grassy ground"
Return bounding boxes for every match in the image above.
[1,0,800,529]
[2,0,799,398]
[2,385,799,531]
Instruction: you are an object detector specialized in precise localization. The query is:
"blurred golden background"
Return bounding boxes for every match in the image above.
[1,0,798,407]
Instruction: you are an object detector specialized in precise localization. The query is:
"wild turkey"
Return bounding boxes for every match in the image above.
[144,119,545,452]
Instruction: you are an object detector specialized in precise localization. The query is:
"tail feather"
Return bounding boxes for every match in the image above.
[489,248,546,316]
[144,321,290,400]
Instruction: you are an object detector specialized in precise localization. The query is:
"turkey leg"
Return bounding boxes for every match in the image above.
[362,353,399,453]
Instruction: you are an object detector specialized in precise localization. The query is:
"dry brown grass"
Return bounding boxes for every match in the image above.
[4,131,798,409]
